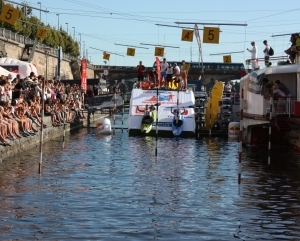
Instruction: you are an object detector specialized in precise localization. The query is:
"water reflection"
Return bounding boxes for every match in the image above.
[0,120,300,240]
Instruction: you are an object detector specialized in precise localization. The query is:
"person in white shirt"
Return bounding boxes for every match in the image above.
[263,40,271,67]
[224,81,232,97]
[160,58,168,87]
[165,63,173,89]
[247,41,258,70]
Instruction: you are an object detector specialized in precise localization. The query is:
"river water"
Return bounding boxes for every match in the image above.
[1,115,300,240]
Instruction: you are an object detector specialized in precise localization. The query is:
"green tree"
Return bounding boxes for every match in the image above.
[0,0,79,57]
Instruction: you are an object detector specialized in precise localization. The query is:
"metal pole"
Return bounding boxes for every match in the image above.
[79,33,81,58]
[72,27,75,39]
[268,97,273,165]
[176,88,179,140]
[37,2,41,21]
[209,92,212,137]
[39,49,49,174]
[56,14,59,30]
[122,95,124,133]
[238,88,244,194]
[65,23,68,34]
[155,87,159,156]
[83,41,85,58]
[113,91,116,135]
[63,105,66,148]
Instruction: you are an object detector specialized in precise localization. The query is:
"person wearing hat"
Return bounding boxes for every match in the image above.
[247,41,258,70]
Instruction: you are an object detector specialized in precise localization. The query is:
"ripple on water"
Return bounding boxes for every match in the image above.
[1,120,300,240]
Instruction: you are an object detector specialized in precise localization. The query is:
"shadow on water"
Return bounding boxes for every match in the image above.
[1,118,300,240]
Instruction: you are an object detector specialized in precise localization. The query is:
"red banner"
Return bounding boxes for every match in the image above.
[155,57,161,86]
[81,58,87,93]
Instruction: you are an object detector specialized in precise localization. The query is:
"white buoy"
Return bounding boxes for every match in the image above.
[97,118,112,135]
[228,122,240,139]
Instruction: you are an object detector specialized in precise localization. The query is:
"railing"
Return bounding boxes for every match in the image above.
[264,97,296,117]
[0,27,96,66]
[93,65,142,70]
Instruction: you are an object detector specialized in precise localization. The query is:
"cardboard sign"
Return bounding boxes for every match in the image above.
[0,5,20,25]
[223,55,232,63]
[203,27,220,44]
[181,29,194,42]
[127,47,135,56]
[36,27,47,38]
[154,47,164,57]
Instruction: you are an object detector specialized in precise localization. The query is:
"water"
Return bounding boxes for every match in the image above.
[1,116,300,240]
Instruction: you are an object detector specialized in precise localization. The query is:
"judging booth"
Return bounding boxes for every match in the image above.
[128,89,196,137]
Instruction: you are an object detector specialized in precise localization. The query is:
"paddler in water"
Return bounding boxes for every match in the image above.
[137,104,155,123]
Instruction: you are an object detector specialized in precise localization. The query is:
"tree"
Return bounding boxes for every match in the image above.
[0,0,79,57]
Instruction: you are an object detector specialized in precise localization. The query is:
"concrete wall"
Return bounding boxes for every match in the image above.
[0,112,106,161]
[0,37,95,79]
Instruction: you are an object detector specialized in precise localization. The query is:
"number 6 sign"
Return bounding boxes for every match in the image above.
[203,27,220,44]
[0,5,20,25]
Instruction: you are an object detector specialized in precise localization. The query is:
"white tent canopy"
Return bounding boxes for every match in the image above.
[0,57,38,78]
[0,66,10,76]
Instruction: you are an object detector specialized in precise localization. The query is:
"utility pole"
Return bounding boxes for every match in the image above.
[65,23,68,34]
[5,0,49,15]
[37,2,41,21]
[72,27,75,39]
[83,41,85,58]
[56,13,59,30]
[79,33,81,58]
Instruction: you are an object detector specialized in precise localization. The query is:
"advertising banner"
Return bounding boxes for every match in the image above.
[128,89,195,132]
[81,58,87,93]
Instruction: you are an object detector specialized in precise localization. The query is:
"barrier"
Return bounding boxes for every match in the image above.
[228,122,239,138]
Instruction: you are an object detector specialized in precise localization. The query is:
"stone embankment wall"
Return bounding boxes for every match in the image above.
[0,112,106,161]
[0,36,95,79]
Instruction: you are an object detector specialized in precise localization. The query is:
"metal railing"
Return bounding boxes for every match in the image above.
[264,97,296,116]
[0,27,97,68]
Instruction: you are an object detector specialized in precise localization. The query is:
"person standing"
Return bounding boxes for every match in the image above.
[136,61,146,88]
[247,41,258,70]
[97,82,102,95]
[165,63,173,89]
[180,60,188,90]
[263,40,271,67]
[224,81,232,97]
[133,81,138,89]
[173,63,181,89]
[93,84,98,96]
[160,58,168,87]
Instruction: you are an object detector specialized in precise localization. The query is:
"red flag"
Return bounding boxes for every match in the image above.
[81,58,87,93]
[155,57,161,86]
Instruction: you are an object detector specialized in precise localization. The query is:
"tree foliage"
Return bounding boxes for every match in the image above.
[0,0,79,57]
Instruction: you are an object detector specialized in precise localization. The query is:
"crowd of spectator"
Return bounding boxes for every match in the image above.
[0,72,86,146]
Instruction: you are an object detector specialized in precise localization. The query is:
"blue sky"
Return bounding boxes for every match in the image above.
[14,0,300,67]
